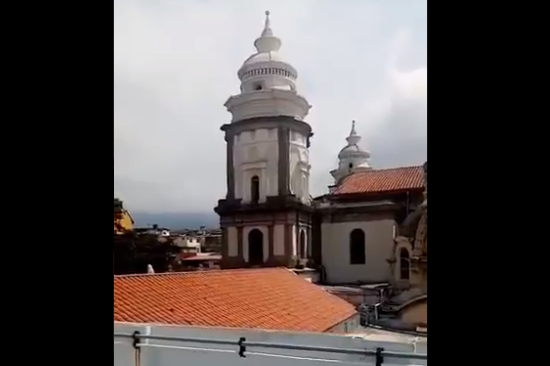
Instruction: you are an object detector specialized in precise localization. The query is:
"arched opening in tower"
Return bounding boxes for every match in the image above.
[251,176,260,204]
[299,230,306,259]
[248,229,264,266]
[400,248,410,280]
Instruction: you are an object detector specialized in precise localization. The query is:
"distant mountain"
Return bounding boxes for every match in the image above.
[131,212,219,230]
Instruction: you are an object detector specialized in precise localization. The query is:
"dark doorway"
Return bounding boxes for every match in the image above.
[299,230,306,259]
[251,176,260,204]
[248,229,264,266]
[349,229,366,264]
[400,248,410,280]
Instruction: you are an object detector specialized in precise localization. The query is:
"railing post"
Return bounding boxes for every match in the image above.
[375,347,384,366]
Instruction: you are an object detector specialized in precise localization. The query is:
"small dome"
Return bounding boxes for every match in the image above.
[243,51,283,66]
[237,11,296,80]
[338,144,370,159]
[330,121,372,184]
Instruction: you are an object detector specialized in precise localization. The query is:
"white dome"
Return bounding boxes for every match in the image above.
[232,11,300,97]
[338,144,370,159]
[243,51,283,66]
[330,121,371,183]
[224,11,311,123]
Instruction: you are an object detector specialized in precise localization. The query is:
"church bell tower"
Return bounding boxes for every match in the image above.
[214,11,313,269]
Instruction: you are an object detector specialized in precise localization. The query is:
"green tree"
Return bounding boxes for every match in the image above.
[114,231,180,275]
[114,198,179,274]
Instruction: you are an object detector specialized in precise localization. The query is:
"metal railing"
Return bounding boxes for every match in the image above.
[114,331,427,366]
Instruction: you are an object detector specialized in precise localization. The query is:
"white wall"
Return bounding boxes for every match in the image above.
[273,224,285,256]
[185,238,201,252]
[114,323,427,366]
[233,128,278,202]
[227,227,238,257]
[289,131,310,204]
[232,128,310,204]
[321,219,395,284]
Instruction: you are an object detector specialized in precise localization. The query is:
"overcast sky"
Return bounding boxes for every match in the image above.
[114,0,427,213]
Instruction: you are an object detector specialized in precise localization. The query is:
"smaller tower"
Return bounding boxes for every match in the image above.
[330,121,372,184]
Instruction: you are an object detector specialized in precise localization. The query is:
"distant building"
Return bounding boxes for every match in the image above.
[172,236,202,252]
[114,198,134,234]
[180,253,221,270]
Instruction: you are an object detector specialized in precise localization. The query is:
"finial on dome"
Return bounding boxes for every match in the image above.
[261,10,273,37]
[350,120,357,136]
[254,10,281,52]
[346,120,361,145]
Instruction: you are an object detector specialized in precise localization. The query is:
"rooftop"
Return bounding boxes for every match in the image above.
[333,165,424,195]
[181,254,222,261]
[114,267,356,332]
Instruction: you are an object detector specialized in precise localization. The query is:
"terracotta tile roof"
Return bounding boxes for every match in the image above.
[114,267,356,333]
[333,165,424,195]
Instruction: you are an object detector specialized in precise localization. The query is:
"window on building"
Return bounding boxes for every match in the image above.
[348,163,353,169]
[349,229,366,264]
[400,248,410,280]
[251,176,260,204]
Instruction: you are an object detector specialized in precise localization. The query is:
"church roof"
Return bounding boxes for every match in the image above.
[333,165,424,195]
[114,267,356,333]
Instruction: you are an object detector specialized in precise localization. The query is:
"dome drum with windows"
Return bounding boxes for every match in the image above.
[237,11,298,92]
[225,11,310,122]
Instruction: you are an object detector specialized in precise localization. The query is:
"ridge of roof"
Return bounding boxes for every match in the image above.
[114,267,287,278]
[333,165,424,195]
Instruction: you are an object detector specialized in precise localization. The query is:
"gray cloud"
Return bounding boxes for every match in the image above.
[114,0,427,212]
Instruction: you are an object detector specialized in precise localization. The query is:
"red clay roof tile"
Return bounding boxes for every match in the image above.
[333,166,424,195]
[114,268,356,333]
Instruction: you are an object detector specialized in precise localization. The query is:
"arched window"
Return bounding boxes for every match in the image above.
[299,230,306,259]
[400,248,410,280]
[349,229,366,264]
[248,229,264,266]
[251,176,260,203]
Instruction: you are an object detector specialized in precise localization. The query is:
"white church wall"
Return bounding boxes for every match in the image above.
[321,219,395,284]
[233,128,278,202]
[273,224,285,256]
[243,225,269,263]
[227,227,239,257]
[289,131,310,203]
